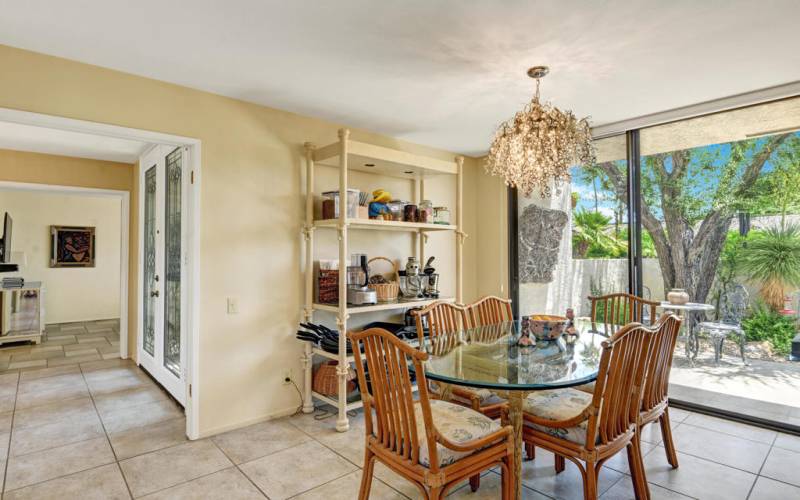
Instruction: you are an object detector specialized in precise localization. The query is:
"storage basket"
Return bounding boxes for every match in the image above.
[367,256,399,302]
[312,361,356,397]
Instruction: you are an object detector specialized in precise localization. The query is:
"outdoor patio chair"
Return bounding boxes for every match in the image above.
[697,284,749,366]
[588,292,659,336]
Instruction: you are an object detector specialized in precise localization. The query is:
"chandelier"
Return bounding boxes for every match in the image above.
[485,66,595,198]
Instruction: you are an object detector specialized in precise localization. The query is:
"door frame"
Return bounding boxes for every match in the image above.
[0,107,202,440]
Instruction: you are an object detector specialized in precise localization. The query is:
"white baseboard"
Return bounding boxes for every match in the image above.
[194,406,299,440]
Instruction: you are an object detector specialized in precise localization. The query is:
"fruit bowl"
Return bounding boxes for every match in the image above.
[524,314,569,341]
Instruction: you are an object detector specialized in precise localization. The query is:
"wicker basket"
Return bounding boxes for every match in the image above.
[312,361,356,397]
[368,256,399,302]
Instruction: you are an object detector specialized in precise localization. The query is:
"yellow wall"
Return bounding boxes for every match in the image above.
[0,44,484,436]
[0,189,122,323]
[0,148,132,191]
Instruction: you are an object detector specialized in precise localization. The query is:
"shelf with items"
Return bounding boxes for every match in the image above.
[313,218,456,232]
[312,296,454,315]
[301,128,465,433]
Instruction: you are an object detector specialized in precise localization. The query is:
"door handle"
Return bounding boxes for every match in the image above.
[151,290,160,298]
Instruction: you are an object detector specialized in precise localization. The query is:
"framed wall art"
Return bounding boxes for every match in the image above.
[50,226,95,268]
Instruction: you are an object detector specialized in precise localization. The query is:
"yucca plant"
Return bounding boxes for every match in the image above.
[740,225,800,309]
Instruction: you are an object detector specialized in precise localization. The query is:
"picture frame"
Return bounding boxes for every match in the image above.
[50,226,95,268]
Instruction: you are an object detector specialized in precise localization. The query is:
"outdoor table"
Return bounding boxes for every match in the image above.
[421,321,605,500]
[659,301,715,361]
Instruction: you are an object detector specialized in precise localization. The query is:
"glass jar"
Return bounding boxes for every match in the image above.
[434,206,450,225]
[419,200,433,224]
[387,201,404,221]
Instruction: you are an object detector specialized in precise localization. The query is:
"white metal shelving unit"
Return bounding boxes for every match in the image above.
[301,128,465,432]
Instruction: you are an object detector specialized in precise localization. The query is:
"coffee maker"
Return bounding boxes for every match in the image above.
[346,253,377,305]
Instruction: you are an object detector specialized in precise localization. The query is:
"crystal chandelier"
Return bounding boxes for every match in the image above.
[485,66,595,198]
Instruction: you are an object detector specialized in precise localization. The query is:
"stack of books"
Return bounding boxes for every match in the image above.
[1,277,24,288]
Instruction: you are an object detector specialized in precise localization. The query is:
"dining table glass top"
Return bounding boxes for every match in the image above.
[421,320,606,391]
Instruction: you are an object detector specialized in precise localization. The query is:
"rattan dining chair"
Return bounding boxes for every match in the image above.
[412,300,506,492]
[519,319,666,500]
[349,328,515,500]
[588,292,659,335]
[466,295,514,329]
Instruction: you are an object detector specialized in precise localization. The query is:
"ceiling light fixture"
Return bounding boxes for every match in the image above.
[485,66,595,198]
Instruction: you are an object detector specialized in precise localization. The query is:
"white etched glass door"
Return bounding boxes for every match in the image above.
[139,145,186,405]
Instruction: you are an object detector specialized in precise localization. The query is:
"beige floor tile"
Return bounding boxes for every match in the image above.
[600,475,692,499]
[80,358,136,373]
[18,372,86,395]
[212,419,312,464]
[643,448,756,499]
[760,446,800,487]
[373,461,423,498]
[28,345,64,353]
[639,418,680,445]
[603,440,657,475]
[101,398,183,434]
[140,467,264,499]
[48,353,101,367]
[0,371,19,387]
[13,397,98,431]
[446,471,547,499]
[4,437,115,491]
[109,417,188,460]
[681,413,777,444]
[293,470,405,500]
[773,432,800,453]
[8,359,47,370]
[315,428,366,466]
[671,424,771,473]
[10,350,65,362]
[40,336,78,346]
[102,352,122,360]
[10,416,105,456]
[0,410,13,432]
[239,441,356,500]
[0,393,16,413]
[93,386,168,415]
[749,476,800,500]
[519,448,623,500]
[18,365,79,382]
[3,463,130,500]
[65,348,100,357]
[119,439,232,497]
[15,383,89,410]
[86,370,152,396]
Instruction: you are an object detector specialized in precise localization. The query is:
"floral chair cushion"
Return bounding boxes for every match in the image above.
[414,399,500,468]
[575,381,595,394]
[523,388,595,445]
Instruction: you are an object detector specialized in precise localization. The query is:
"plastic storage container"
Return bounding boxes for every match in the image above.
[321,189,359,219]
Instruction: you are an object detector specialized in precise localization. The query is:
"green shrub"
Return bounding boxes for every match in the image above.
[741,303,797,355]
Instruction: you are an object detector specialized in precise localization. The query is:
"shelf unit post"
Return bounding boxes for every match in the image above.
[301,142,315,413]
[336,128,350,432]
[456,156,465,303]
[418,178,426,266]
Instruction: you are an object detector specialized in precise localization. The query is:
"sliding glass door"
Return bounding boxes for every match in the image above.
[510,96,800,430]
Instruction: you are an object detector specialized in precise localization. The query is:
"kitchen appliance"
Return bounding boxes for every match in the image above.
[346,253,377,305]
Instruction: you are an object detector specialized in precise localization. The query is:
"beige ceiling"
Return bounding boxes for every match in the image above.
[0,1,798,156]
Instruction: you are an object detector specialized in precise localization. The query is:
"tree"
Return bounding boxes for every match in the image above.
[572,210,626,258]
[593,133,793,304]
[739,136,800,229]
[739,225,800,310]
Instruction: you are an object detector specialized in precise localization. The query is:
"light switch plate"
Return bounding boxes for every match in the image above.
[227,297,239,314]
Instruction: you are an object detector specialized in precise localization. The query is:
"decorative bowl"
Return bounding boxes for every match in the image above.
[525,314,569,341]
[667,288,690,305]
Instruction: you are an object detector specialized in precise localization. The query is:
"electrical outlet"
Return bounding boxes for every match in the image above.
[283,369,292,385]
[226,297,239,314]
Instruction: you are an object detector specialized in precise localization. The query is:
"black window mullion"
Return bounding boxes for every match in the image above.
[626,130,644,297]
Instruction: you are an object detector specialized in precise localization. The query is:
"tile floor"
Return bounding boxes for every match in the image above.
[0,357,798,498]
[0,319,121,372]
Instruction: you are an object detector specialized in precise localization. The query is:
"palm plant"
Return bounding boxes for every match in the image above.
[572,210,625,258]
[740,224,800,309]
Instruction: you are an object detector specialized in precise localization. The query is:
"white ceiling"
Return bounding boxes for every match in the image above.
[0,121,146,163]
[0,1,798,156]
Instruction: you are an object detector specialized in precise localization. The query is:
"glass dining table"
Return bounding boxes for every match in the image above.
[421,320,606,500]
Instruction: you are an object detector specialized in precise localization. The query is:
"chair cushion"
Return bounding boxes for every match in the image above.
[523,388,594,445]
[574,382,595,394]
[414,399,500,468]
